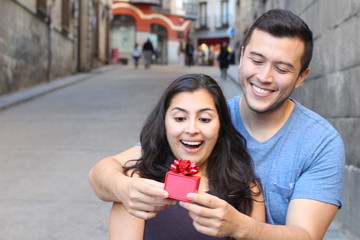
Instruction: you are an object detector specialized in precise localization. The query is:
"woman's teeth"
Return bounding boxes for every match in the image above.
[181,140,202,147]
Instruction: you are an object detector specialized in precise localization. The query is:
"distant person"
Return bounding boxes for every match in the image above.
[185,39,194,67]
[132,43,141,69]
[217,42,230,80]
[142,39,154,69]
[208,48,214,66]
[177,42,185,67]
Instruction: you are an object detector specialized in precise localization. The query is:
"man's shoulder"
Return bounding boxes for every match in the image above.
[226,95,240,106]
[293,100,342,139]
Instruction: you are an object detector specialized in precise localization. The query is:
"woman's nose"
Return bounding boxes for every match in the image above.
[185,120,200,134]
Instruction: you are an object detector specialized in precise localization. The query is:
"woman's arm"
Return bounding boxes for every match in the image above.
[109,202,144,240]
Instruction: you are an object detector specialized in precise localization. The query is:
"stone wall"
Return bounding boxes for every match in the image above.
[0,0,78,96]
[0,1,47,95]
[263,0,360,239]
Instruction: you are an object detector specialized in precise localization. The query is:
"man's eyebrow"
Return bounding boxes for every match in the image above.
[249,51,295,70]
[249,51,265,58]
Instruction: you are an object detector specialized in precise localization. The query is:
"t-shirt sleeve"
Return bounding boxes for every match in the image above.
[291,133,345,207]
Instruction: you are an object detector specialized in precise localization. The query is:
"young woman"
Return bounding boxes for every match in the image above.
[108,74,265,240]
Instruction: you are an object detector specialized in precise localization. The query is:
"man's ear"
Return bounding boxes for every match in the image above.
[295,68,310,88]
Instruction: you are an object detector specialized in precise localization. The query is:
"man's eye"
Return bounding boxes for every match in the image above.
[199,118,211,123]
[174,117,186,122]
[275,67,289,74]
[251,59,263,64]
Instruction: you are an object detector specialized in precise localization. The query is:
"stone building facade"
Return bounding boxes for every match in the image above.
[0,0,112,96]
[234,0,360,239]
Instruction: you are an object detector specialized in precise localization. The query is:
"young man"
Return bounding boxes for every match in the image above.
[88,9,344,240]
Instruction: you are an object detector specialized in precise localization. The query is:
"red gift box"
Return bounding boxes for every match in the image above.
[164,159,201,202]
[164,171,200,202]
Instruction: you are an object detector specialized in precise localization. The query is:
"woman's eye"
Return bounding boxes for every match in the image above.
[199,118,211,123]
[174,117,186,122]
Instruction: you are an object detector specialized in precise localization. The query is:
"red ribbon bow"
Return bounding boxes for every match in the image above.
[170,159,199,175]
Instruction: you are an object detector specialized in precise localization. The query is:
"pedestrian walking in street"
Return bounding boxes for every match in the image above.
[177,42,185,67]
[89,9,344,240]
[217,41,230,80]
[185,38,194,67]
[142,39,154,69]
[108,73,264,239]
[132,43,141,69]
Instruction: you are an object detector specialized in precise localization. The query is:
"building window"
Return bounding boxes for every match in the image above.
[62,0,71,33]
[199,2,207,29]
[221,0,229,27]
[37,0,48,19]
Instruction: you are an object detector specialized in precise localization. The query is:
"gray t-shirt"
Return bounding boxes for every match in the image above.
[227,95,345,224]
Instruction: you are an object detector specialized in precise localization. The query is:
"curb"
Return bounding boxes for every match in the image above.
[0,64,119,111]
[227,64,240,86]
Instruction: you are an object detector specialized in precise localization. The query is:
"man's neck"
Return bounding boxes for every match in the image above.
[240,97,295,142]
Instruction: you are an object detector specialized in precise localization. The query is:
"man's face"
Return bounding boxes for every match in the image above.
[239,29,309,114]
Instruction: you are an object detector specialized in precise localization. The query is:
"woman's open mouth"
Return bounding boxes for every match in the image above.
[180,140,203,149]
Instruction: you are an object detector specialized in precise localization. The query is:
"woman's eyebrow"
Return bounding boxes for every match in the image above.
[171,107,215,113]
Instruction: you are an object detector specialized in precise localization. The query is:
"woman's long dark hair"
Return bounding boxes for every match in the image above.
[124,73,261,215]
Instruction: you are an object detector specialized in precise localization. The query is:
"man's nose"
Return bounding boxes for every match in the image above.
[258,65,274,83]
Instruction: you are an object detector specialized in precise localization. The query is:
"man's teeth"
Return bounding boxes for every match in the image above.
[181,140,201,146]
[253,85,271,94]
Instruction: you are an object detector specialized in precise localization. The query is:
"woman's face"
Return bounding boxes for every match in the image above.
[165,89,220,170]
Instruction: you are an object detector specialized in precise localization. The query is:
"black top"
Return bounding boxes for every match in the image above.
[144,202,229,240]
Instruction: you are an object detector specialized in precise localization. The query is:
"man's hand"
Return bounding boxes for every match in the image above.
[120,177,176,219]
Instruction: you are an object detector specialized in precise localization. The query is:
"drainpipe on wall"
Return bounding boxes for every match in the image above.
[47,4,53,82]
[77,0,82,72]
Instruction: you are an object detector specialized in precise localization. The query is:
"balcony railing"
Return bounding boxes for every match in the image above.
[129,0,161,5]
[215,14,232,29]
[194,16,210,30]
[194,14,232,30]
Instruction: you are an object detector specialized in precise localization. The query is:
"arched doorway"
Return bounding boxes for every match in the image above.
[150,24,168,64]
[111,15,135,63]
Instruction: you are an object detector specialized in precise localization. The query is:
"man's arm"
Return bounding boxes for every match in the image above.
[88,146,175,219]
[182,195,338,240]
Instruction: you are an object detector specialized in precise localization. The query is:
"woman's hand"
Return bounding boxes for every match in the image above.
[120,177,176,219]
[179,192,247,238]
